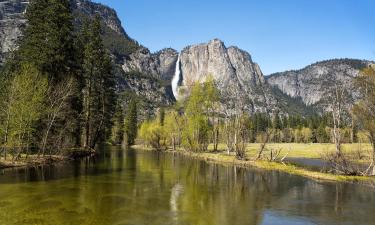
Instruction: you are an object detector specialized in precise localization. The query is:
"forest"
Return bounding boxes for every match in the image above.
[0,0,131,163]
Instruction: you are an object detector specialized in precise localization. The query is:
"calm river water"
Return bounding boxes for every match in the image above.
[0,146,374,225]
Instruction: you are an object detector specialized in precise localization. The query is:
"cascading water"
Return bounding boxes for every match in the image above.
[171,54,181,99]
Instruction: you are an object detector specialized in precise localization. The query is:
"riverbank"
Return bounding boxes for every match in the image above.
[0,148,96,170]
[132,145,375,185]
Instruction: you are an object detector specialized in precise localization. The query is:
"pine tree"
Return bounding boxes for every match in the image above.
[19,0,77,82]
[124,99,138,146]
[81,16,116,148]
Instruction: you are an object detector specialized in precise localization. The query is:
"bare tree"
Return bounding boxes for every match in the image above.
[256,129,273,160]
[331,84,346,157]
[222,82,249,159]
[40,77,75,156]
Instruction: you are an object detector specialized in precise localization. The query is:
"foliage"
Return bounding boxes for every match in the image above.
[81,16,116,148]
[138,119,166,150]
[18,0,78,82]
[354,65,375,175]
[182,82,211,152]
[124,99,138,146]
[1,64,48,157]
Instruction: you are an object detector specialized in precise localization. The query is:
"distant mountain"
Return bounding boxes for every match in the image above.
[266,59,373,112]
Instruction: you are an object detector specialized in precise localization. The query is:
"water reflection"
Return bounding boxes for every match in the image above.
[0,147,374,225]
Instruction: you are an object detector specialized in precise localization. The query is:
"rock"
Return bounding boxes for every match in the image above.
[266,59,373,110]
[0,0,28,64]
[74,0,128,37]
[122,47,178,81]
[178,39,265,90]
[175,39,279,113]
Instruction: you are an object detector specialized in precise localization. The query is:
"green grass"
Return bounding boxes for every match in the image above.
[207,143,373,162]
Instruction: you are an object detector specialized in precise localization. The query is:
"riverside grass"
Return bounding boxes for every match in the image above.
[133,143,374,184]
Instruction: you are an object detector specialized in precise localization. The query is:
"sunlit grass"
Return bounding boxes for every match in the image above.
[206,143,373,162]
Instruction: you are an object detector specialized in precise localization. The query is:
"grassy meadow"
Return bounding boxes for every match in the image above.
[206,143,373,163]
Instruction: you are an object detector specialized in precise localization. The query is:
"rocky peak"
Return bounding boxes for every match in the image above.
[74,0,128,37]
[175,39,265,98]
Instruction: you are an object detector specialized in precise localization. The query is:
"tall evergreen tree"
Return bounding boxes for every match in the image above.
[124,99,138,146]
[18,0,77,82]
[81,16,116,148]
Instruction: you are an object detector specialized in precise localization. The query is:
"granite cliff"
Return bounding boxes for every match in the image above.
[266,59,373,111]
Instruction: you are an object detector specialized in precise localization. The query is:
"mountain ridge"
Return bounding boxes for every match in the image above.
[266,58,373,110]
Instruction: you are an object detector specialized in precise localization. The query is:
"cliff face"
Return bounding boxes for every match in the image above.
[122,47,178,81]
[266,59,373,109]
[0,0,28,64]
[178,39,265,89]
[74,0,127,37]
[173,39,281,113]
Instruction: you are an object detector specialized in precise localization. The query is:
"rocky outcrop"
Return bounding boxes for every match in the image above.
[0,0,28,64]
[171,39,281,113]
[266,59,373,108]
[74,0,128,37]
[178,39,265,90]
[122,47,178,81]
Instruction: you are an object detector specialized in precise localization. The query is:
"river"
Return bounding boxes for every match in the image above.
[0,146,374,225]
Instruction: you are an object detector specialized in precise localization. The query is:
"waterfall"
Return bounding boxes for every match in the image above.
[171,54,181,99]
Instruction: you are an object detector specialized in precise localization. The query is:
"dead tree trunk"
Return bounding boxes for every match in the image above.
[256,129,272,160]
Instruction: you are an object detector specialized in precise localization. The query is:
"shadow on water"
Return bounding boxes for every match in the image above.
[0,146,374,225]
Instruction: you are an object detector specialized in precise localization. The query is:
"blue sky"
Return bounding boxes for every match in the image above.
[94,0,375,75]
